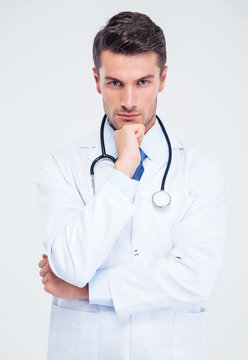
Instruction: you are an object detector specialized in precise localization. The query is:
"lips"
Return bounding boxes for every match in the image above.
[117,113,140,120]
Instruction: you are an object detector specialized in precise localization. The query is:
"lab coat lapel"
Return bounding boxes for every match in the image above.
[79,132,102,170]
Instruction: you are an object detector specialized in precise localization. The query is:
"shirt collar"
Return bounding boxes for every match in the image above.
[104,117,163,162]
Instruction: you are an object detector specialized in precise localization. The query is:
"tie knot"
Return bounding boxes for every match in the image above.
[139,147,147,163]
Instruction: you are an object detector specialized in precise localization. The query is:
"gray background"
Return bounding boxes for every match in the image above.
[0,0,247,359]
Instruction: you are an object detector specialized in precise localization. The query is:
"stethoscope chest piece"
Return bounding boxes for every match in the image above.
[152,190,171,208]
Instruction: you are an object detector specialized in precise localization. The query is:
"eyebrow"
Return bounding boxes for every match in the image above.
[104,75,155,82]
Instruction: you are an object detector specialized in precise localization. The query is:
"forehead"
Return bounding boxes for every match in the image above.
[98,50,160,79]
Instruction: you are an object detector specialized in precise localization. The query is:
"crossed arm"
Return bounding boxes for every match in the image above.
[36,150,227,316]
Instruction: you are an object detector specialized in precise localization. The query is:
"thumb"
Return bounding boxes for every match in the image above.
[135,124,145,141]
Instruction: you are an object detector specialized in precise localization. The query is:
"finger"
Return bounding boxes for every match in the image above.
[42,271,56,285]
[127,124,144,134]
[38,258,48,268]
[136,131,145,145]
[42,272,53,285]
[39,263,51,277]
[135,125,145,137]
[42,254,48,259]
[42,274,48,285]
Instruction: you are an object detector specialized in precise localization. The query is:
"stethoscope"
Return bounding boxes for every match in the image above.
[90,114,172,207]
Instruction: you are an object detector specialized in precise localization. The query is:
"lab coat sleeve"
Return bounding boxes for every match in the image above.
[108,167,139,202]
[89,269,114,306]
[35,149,138,287]
[89,154,227,316]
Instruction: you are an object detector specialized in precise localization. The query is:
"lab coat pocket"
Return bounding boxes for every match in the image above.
[173,308,207,360]
[47,303,98,360]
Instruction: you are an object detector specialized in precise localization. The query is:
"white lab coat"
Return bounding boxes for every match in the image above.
[35,126,227,360]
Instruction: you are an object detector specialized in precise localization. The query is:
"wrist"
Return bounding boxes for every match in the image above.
[76,283,89,300]
[114,159,138,178]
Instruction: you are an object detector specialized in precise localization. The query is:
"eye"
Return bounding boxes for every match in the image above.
[109,80,121,86]
[138,79,149,85]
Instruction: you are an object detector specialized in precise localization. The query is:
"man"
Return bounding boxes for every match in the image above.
[36,11,227,360]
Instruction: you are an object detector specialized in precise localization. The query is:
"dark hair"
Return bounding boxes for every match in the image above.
[93,11,167,76]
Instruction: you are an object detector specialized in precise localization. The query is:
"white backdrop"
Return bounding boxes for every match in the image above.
[0,0,247,359]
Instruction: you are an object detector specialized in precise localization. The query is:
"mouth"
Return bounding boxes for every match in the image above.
[117,113,140,120]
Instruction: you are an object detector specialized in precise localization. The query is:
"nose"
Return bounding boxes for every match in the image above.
[120,86,137,112]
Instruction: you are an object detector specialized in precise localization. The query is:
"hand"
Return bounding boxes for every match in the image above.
[113,123,145,178]
[38,254,89,300]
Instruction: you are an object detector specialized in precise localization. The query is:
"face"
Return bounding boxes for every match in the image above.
[93,50,168,133]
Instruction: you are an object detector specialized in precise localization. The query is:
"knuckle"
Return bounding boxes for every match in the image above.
[46,273,52,281]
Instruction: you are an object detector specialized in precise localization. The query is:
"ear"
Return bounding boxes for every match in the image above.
[158,66,168,92]
[92,67,102,94]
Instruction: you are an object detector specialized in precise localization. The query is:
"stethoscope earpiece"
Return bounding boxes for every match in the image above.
[90,114,172,207]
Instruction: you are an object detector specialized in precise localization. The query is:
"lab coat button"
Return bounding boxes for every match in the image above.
[133,249,139,256]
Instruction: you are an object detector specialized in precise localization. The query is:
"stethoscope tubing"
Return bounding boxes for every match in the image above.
[90,114,116,177]
[155,114,172,191]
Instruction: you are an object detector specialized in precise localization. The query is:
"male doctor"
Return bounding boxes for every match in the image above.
[36,11,227,360]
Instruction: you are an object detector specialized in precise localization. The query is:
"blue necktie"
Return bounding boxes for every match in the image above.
[132,148,147,181]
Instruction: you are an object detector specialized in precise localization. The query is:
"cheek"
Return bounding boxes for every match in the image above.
[102,88,119,106]
[140,88,157,105]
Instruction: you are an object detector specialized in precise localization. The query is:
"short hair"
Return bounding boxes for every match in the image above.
[93,11,167,76]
